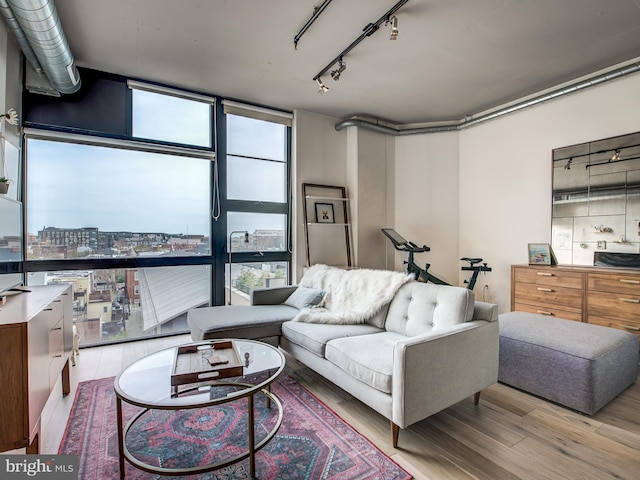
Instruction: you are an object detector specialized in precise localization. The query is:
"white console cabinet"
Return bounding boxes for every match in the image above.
[0,284,73,453]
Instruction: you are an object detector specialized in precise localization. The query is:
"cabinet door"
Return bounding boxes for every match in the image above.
[27,302,58,440]
[0,324,26,450]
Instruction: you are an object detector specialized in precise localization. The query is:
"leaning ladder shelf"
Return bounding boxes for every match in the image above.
[302,183,352,268]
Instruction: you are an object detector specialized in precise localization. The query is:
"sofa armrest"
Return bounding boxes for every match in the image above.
[391,320,499,428]
[251,285,299,305]
[472,301,498,322]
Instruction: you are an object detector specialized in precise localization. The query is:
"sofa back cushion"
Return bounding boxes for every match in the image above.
[384,282,475,336]
[283,286,326,309]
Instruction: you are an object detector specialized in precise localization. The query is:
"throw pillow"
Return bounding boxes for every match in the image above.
[284,286,326,309]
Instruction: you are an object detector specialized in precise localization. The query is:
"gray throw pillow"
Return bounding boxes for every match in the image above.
[284,286,326,309]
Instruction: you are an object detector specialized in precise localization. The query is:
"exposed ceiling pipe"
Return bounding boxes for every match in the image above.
[0,0,43,74]
[335,60,640,135]
[1,0,80,94]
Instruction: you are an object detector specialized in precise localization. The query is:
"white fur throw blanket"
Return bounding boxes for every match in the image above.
[293,264,413,324]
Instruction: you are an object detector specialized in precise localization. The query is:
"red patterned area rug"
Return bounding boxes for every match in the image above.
[59,373,412,479]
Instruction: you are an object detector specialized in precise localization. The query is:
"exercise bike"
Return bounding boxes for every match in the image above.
[381,228,491,290]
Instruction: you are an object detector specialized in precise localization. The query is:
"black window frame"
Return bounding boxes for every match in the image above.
[19,67,292,341]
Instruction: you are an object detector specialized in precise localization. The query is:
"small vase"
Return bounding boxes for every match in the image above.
[0,183,9,194]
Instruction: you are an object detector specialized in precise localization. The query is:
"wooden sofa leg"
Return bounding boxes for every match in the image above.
[391,421,400,448]
[474,391,481,405]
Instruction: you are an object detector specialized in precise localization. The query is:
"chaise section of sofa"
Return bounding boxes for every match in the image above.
[187,285,300,346]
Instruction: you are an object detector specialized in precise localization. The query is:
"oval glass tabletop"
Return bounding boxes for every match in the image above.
[114,339,285,408]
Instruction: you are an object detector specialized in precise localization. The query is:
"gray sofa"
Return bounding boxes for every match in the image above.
[188,279,500,447]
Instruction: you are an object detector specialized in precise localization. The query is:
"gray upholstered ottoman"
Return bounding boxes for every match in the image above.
[498,312,639,415]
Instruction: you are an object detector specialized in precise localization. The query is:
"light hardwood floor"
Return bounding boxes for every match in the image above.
[22,335,640,479]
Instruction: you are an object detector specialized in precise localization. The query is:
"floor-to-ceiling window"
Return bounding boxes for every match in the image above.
[22,69,291,346]
[223,108,291,305]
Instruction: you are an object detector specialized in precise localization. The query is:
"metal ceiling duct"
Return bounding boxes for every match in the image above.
[335,60,640,135]
[0,0,80,94]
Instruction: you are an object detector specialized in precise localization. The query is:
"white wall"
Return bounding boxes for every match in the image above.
[458,73,640,312]
[292,109,347,281]
[394,132,460,284]
[293,73,640,313]
[0,19,21,175]
[346,126,394,270]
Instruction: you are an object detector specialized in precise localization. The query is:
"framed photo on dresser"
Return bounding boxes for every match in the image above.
[528,243,557,265]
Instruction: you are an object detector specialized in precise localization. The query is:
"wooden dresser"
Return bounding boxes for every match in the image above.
[511,265,640,342]
[0,284,73,453]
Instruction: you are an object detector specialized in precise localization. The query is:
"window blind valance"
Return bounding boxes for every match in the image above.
[222,99,292,126]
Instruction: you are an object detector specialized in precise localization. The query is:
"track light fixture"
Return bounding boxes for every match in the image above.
[316,78,329,93]
[331,60,347,81]
[564,157,573,170]
[388,16,399,40]
[611,149,620,162]
[311,0,408,93]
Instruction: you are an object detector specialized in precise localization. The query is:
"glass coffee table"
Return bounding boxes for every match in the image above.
[114,339,285,479]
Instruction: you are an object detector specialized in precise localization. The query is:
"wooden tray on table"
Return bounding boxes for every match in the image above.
[171,340,243,387]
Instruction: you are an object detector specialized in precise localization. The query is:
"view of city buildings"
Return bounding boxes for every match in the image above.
[19,226,287,345]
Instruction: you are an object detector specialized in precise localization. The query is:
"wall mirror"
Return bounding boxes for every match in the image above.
[552,131,640,266]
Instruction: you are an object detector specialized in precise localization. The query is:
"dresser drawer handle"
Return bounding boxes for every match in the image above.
[619,279,640,285]
[43,308,53,311]
[619,298,640,304]
[536,310,554,316]
[621,325,640,331]
[52,327,62,331]
[537,272,554,277]
[537,287,553,292]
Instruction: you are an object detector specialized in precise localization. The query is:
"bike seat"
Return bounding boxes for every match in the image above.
[460,257,483,265]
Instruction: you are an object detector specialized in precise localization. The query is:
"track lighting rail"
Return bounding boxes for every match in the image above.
[312,0,409,86]
[584,154,640,169]
[554,142,640,162]
[294,0,333,50]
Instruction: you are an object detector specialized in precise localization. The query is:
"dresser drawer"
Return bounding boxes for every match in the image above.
[587,290,640,319]
[514,282,583,311]
[513,302,582,321]
[588,273,640,296]
[34,298,64,331]
[588,314,640,340]
[514,267,583,289]
[48,318,64,357]
[48,316,65,391]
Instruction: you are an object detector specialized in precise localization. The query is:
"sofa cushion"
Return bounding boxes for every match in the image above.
[282,321,383,357]
[384,283,475,337]
[283,286,325,309]
[367,302,391,329]
[188,304,298,341]
[325,332,407,394]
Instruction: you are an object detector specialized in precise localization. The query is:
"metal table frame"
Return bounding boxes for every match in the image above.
[114,339,285,479]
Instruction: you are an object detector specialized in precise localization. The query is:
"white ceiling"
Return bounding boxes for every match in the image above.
[54,0,640,124]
